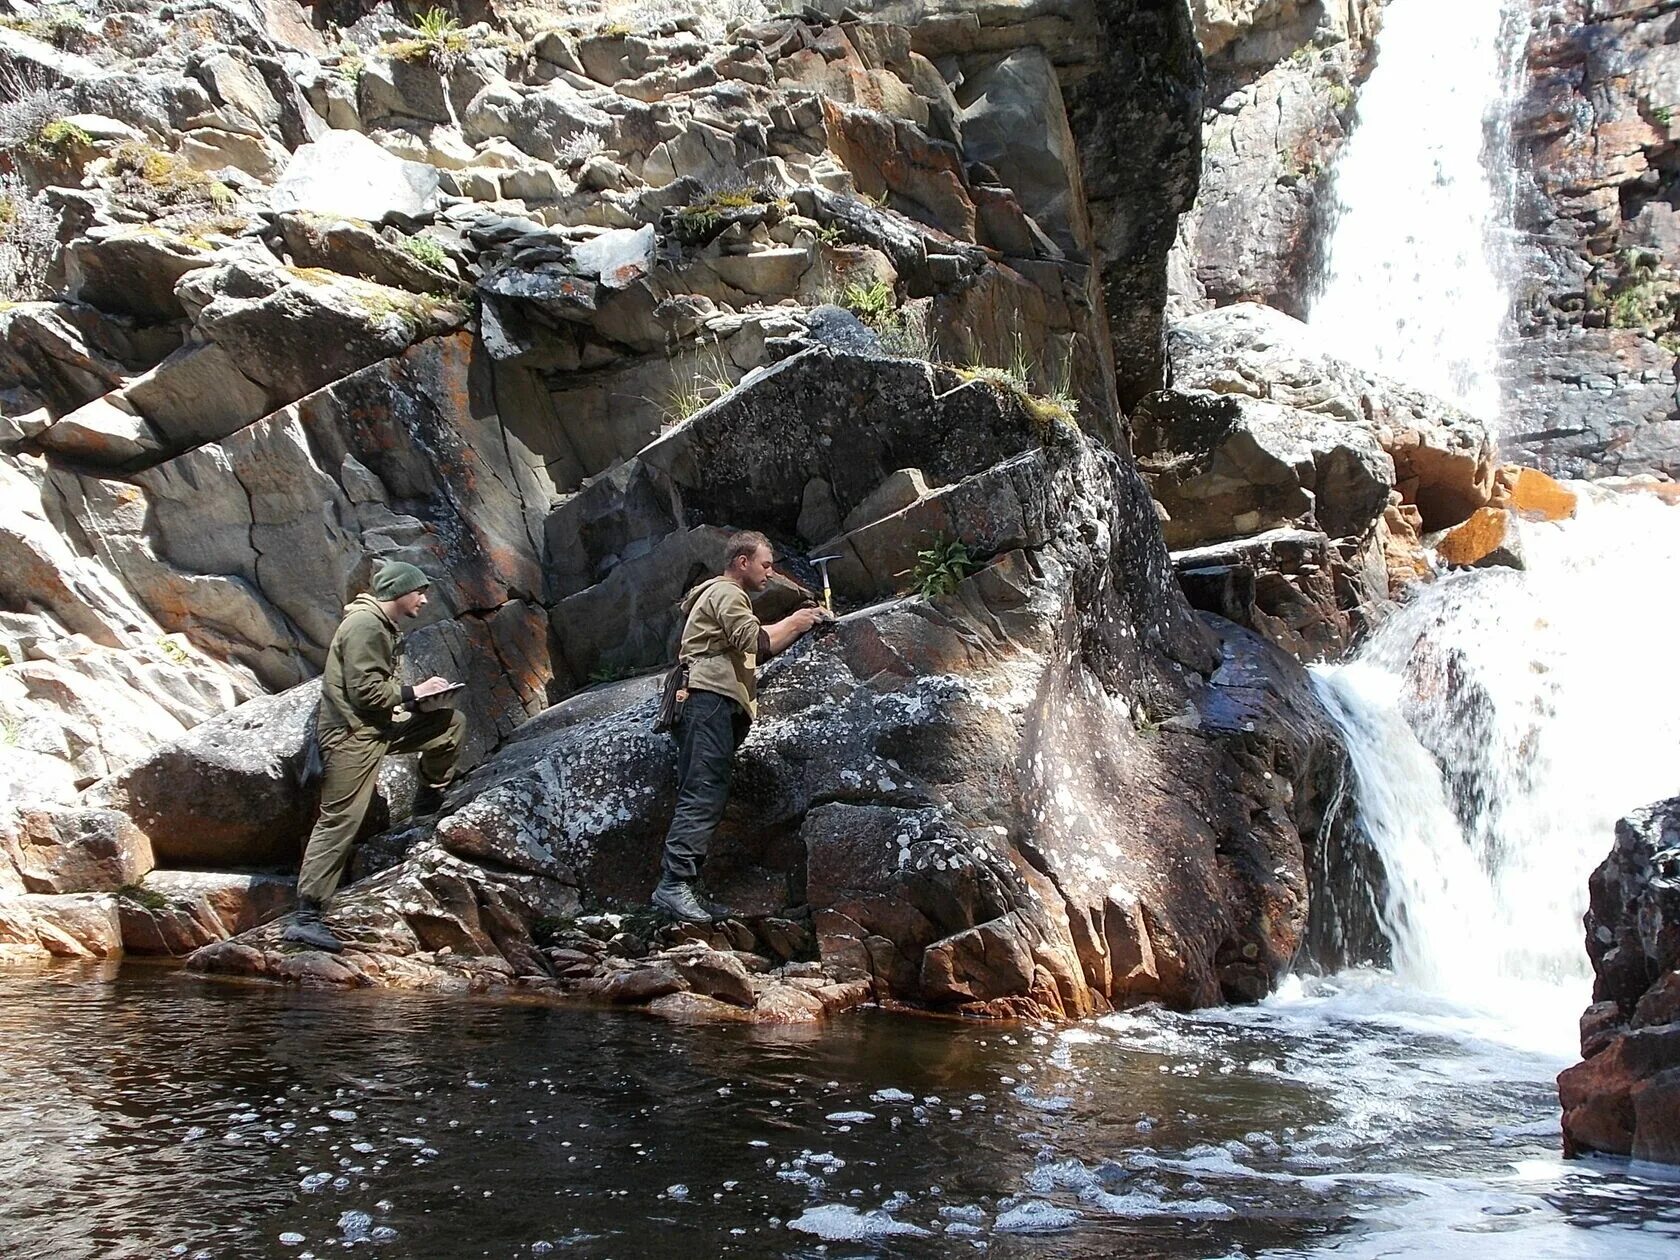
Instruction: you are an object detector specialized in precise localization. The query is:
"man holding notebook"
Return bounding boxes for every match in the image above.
[285,561,464,953]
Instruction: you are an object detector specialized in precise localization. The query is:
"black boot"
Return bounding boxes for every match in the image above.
[412,781,448,817]
[695,882,735,922]
[651,877,713,924]
[282,897,344,953]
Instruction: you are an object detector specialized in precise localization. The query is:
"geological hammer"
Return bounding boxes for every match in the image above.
[810,554,840,617]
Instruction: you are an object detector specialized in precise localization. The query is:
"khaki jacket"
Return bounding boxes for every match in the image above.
[318,593,411,737]
[678,576,763,718]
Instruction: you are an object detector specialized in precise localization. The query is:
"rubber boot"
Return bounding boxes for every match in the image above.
[282,897,344,954]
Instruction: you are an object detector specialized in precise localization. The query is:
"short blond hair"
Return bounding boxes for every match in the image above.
[725,529,771,568]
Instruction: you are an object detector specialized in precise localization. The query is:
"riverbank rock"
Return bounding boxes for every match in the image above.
[1559,796,1680,1165]
[187,347,1348,1021]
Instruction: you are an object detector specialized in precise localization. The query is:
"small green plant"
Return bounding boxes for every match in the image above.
[401,233,449,271]
[671,187,764,240]
[587,662,637,685]
[1327,82,1355,112]
[356,288,467,340]
[839,279,895,324]
[1656,105,1674,127]
[0,710,19,747]
[813,222,845,247]
[858,187,889,209]
[117,883,171,911]
[386,7,471,67]
[32,117,93,156]
[910,536,980,599]
[337,50,366,83]
[956,328,1081,427]
[1289,44,1315,69]
[156,636,190,665]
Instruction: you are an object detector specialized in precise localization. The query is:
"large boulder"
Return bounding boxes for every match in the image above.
[270,129,443,224]
[1133,388,1394,548]
[1560,796,1680,1165]
[1167,304,1496,531]
[189,349,1346,1020]
[0,804,154,894]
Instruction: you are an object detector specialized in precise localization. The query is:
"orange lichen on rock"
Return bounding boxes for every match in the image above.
[1492,465,1578,521]
[1435,505,1516,567]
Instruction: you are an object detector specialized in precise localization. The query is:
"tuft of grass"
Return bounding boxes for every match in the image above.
[957,328,1080,427]
[117,883,171,911]
[660,337,736,424]
[109,141,235,214]
[401,233,449,271]
[337,49,366,83]
[386,7,471,68]
[32,118,93,156]
[0,172,59,303]
[356,288,467,340]
[909,535,979,599]
[670,186,767,241]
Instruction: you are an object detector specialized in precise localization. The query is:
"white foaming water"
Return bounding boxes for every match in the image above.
[1312,492,1680,1051]
[1308,0,1526,419]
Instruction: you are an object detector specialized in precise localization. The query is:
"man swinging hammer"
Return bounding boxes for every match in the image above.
[653,531,830,923]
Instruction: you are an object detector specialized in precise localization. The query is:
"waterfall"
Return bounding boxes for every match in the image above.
[1312,494,1680,1011]
[1307,0,1529,422]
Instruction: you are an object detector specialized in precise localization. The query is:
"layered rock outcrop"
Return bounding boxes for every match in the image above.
[1510,0,1680,479]
[0,0,1368,1018]
[1134,302,1494,660]
[1170,0,1383,317]
[1559,796,1680,1165]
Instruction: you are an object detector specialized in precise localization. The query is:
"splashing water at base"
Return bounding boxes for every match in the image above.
[1312,492,1680,1051]
[1308,0,1527,419]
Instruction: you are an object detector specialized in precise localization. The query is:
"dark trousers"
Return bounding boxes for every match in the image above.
[661,689,749,883]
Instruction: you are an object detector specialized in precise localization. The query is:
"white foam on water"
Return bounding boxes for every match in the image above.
[786,1205,929,1240]
[1312,494,1680,1054]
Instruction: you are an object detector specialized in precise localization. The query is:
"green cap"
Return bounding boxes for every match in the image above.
[370,560,431,600]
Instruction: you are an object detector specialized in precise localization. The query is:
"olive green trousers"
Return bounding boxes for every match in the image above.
[296,708,465,905]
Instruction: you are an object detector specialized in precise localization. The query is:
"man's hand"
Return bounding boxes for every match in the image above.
[763,605,832,655]
[413,675,455,699]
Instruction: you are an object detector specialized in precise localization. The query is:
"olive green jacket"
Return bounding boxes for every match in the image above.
[318,593,414,737]
[678,576,763,719]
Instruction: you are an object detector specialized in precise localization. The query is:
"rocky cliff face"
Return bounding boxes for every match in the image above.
[1510,0,1680,479]
[0,0,1373,1019]
[1170,0,1383,318]
[1559,796,1680,1165]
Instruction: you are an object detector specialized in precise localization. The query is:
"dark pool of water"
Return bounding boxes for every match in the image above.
[1,962,1676,1259]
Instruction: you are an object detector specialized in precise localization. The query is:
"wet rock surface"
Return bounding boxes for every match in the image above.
[1560,796,1680,1165]
[188,348,1346,1020]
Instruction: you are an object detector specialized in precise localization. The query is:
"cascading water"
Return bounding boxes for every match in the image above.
[1308,0,1529,420]
[1305,0,1680,1054]
[1313,495,1680,1037]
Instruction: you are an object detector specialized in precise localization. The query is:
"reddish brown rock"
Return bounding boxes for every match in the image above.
[1561,796,1680,1164]
[0,893,122,959]
[1491,466,1579,522]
